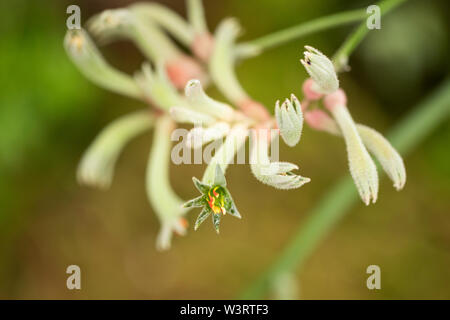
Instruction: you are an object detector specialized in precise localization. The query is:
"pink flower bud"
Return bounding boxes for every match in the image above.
[166,56,207,89]
[238,99,271,122]
[302,78,323,101]
[304,109,339,134]
[192,32,215,62]
[324,88,347,111]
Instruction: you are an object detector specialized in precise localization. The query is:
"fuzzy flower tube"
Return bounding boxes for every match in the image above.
[297,46,406,205]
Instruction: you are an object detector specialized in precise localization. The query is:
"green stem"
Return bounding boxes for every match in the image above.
[241,9,366,52]
[240,77,450,299]
[333,0,407,71]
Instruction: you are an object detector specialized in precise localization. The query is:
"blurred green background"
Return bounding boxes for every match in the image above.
[0,0,449,299]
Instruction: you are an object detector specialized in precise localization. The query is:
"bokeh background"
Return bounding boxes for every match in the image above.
[0,0,449,299]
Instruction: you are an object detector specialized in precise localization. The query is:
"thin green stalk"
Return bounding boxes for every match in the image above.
[240,78,450,299]
[242,9,366,52]
[333,0,407,71]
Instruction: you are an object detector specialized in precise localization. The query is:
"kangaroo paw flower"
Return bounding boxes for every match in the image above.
[146,115,188,250]
[184,79,237,121]
[301,46,339,95]
[325,90,378,205]
[77,110,153,189]
[275,94,304,147]
[250,130,310,190]
[305,110,406,192]
[357,125,406,190]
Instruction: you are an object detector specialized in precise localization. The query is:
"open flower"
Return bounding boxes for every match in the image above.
[250,129,310,190]
[184,166,241,233]
[275,94,304,147]
[300,46,339,94]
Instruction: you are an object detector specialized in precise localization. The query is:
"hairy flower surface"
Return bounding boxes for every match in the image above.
[325,90,379,205]
[301,46,339,94]
[305,109,406,191]
[356,125,406,190]
[275,94,303,147]
[250,130,310,190]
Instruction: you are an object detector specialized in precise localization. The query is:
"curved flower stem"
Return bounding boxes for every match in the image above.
[239,9,365,55]
[238,0,406,61]
[240,78,450,299]
[332,0,407,71]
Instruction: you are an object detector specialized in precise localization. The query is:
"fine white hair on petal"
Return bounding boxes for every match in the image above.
[250,130,310,190]
[329,104,379,205]
[300,45,339,94]
[275,94,303,147]
[305,110,406,192]
[357,125,406,190]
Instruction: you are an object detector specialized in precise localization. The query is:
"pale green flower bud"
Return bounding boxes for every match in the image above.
[300,46,339,94]
[64,28,141,99]
[275,94,304,147]
[77,110,153,189]
[306,110,406,192]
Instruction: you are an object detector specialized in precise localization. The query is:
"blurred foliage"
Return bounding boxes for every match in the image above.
[0,0,449,299]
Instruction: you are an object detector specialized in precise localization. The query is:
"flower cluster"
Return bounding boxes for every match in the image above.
[65,0,406,250]
[297,47,406,205]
